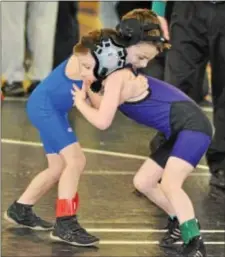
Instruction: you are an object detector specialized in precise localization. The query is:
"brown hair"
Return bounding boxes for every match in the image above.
[122,9,170,51]
[73,28,121,55]
[74,9,170,55]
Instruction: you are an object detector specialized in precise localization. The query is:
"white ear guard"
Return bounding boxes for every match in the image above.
[93,38,127,78]
[82,37,127,79]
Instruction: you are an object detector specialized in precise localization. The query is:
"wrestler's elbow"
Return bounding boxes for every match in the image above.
[97,118,111,130]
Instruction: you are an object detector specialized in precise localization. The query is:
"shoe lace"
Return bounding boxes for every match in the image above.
[66,217,91,238]
[165,218,181,239]
[22,207,41,222]
[165,218,175,232]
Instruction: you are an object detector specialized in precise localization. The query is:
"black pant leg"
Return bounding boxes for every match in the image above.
[206,3,225,173]
[164,2,209,103]
[53,1,79,68]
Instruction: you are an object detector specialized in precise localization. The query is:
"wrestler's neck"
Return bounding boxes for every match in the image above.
[65,55,82,80]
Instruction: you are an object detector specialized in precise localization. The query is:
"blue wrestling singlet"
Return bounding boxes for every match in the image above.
[27,60,82,154]
[119,76,213,167]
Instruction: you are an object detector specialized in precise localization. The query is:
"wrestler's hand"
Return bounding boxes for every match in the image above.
[71,83,87,106]
[124,75,148,92]
[82,79,92,91]
[157,16,170,40]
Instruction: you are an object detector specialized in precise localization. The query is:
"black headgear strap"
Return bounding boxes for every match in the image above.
[116,18,167,46]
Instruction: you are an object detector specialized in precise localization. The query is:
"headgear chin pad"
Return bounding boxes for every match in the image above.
[90,80,103,93]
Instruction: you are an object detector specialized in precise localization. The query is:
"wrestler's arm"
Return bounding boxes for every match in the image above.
[152,1,169,40]
[75,71,124,130]
[86,86,103,109]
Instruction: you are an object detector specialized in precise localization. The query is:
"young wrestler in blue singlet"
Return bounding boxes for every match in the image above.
[72,9,212,257]
[4,50,101,246]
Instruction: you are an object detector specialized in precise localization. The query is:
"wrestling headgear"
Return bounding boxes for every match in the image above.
[116,18,166,47]
[82,35,127,80]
